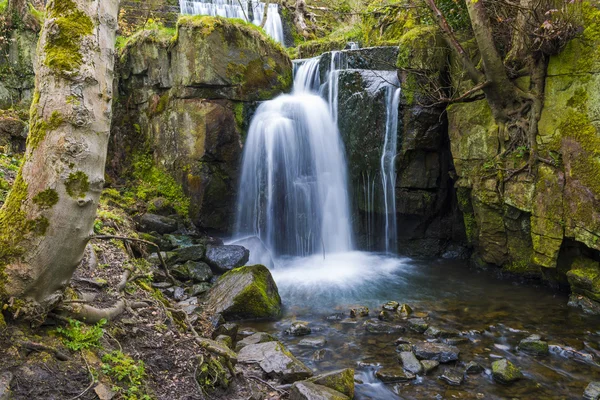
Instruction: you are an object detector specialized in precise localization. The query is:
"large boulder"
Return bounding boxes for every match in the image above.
[307,369,355,398]
[136,213,178,234]
[412,342,459,363]
[204,245,250,273]
[206,265,282,320]
[237,341,313,383]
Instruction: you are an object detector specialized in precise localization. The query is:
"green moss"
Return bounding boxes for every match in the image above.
[27,111,64,151]
[221,265,281,319]
[33,189,58,208]
[567,257,600,301]
[397,26,446,71]
[44,0,94,73]
[65,171,89,198]
[0,0,7,14]
[233,102,244,131]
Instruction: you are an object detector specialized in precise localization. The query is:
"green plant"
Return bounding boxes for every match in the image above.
[102,351,152,400]
[56,318,106,351]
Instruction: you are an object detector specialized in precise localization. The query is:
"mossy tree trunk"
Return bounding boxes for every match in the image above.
[0,0,120,322]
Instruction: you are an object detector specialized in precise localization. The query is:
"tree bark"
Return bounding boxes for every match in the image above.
[294,0,308,38]
[260,0,270,28]
[0,0,120,321]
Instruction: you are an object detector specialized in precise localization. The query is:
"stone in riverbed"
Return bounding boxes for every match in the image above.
[206,265,282,321]
[350,306,369,318]
[171,261,213,282]
[421,360,439,374]
[136,213,178,234]
[290,381,349,400]
[168,245,206,265]
[398,304,413,317]
[235,332,276,352]
[518,335,549,355]
[439,369,464,386]
[286,321,312,336]
[204,245,250,273]
[413,342,460,363]
[584,382,600,400]
[364,319,405,334]
[396,344,412,352]
[237,341,313,383]
[465,361,484,374]
[307,368,355,398]
[491,359,523,384]
[383,301,400,311]
[424,326,461,338]
[407,318,429,333]
[312,349,330,361]
[399,352,423,375]
[299,337,327,348]
[375,367,415,383]
[442,337,469,345]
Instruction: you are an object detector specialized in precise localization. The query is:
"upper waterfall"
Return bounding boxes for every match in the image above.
[179,0,285,45]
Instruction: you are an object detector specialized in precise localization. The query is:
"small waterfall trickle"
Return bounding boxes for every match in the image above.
[179,0,285,45]
[234,58,353,257]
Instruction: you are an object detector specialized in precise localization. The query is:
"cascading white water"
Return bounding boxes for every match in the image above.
[234,59,353,257]
[179,0,285,45]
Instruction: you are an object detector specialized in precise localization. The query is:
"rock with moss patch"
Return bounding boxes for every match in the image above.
[238,341,313,383]
[137,213,177,234]
[206,265,282,321]
[375,367,415,383]
[169,245,206,265]
[171,261,213,282]
[290,381,349,400]
[235,332,276,352]
[204,245,249,273]
[491,359,523,384]
[518,335,549,356]
[306,368,354,398]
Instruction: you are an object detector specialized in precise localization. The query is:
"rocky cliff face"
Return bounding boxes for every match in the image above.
[109,16,293,232]
[447,7,600,311]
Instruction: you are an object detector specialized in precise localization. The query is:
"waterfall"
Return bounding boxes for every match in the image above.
[178,0,285,45]
[234,60,353,257]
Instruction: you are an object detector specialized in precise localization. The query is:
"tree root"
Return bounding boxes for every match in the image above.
[19,341,70,361]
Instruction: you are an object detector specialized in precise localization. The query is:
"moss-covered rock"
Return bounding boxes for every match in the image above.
[206,265,282,321]
[567,257,600,302]
[491,359,523,384]
[306,369,354,398]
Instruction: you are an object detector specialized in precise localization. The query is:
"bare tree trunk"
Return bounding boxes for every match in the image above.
[0,0,120,321]
[260,0,270,28]
[294,0,308,38]
[506,0,533,65]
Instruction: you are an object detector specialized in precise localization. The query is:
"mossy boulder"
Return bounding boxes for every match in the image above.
[567,257,600,303]
[290,381,349,400]
[237,341,313,383]
[397,26,447,71]
[491,359,523,384]
[206,265,282,321]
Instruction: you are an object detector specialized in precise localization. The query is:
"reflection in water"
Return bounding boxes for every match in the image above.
[242,253,600,400]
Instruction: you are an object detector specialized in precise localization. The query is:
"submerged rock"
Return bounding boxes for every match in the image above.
[364,319,405,334]
[398,304,413,317]
[206,265,282,321]
[584,382,600,400]
[307,369,355,398]
[137,213,178,234]
[400,351,423,375]
[298,337,327,348]
[375,367,415,383]
[421,360,440,375]
[290,381,349,400]
[235,332,276,352]
[237,341,313,383]
[439,369,464,386]
[204,245,250,273]
[491,359,523,384]
[286,321,312,336]
[413,342,460,363]
[407,318,429,333]
[424,326,461,338]
[312,349,330,361]
[171,261,213,282]
[350,306,369,318]
[518,335,549,355]
[465,361,484,374]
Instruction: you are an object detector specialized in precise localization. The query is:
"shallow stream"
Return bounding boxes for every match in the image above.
[244,252,600,399]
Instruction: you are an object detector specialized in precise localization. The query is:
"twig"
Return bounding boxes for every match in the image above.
[246,375,288,395]
[68,354,95,400]
[91,235,176,285]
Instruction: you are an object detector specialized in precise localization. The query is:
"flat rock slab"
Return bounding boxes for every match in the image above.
[290,381,349,400]
[235,332,276,352]
[399,351,423,375]
[439,369,464,386]
[585,382,600,400]
[137,213,177,234]
[205,245,249,272]
[413,342,460,363]
[363,319,405,334]
[307,369,355,398]
[238,341,313,383]
[298,337,327,348]
[375,367,415,383]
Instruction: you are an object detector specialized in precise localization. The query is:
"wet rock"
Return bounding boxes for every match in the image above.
[350,306,369,318]
[299,337,327,348]
[396,344,412,352]
[326,313,345,321]
[443,337,469,345]
[307,368,355,398]
[312,349,330,361]
[137,213,178,234]
[421,360,439,374]
[204,245,250,273]
[407,318,429,333]
[398,304,413,317]
[186,282,211,296]
[237,327,258,339]
[163,234,194,248]
[238,341,313,383]
[518,335,549,355]
[364,319,405,334]
[206,265,282,321]
[171,261,213,282]
[286,321,312,336]
[235,332,276,352]
[375,367,415,383]
[212,323,238,340]
[439,369,464,386]
[413,342,460,363]
[491,359,523,384]
[395,337,411,345]
[230,236,275,269]
[569,294,600,315]
[424,326,461,338]
[290,381,349,400]
[383,301,400,311]
[465,361,484,374]
[378,310,393,321]
[584,382,600,400]
[169,245,206,265]
[399,351,423,375]
[215,334,233,349]
[549,344,595,364]
[0,372,12,400]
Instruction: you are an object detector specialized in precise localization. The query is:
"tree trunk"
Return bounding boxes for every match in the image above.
[294,0,308,38]
[260,0,270,28]
[0,0,120,321]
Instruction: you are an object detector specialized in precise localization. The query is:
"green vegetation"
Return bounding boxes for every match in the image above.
[0,0,7,14]
[56,318,106,351]
[27,110,64,151]
[65,171,89,199]
[33,189,58,208]
[102,351,152,400]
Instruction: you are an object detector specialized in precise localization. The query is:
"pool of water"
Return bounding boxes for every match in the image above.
[243,251,600,399]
